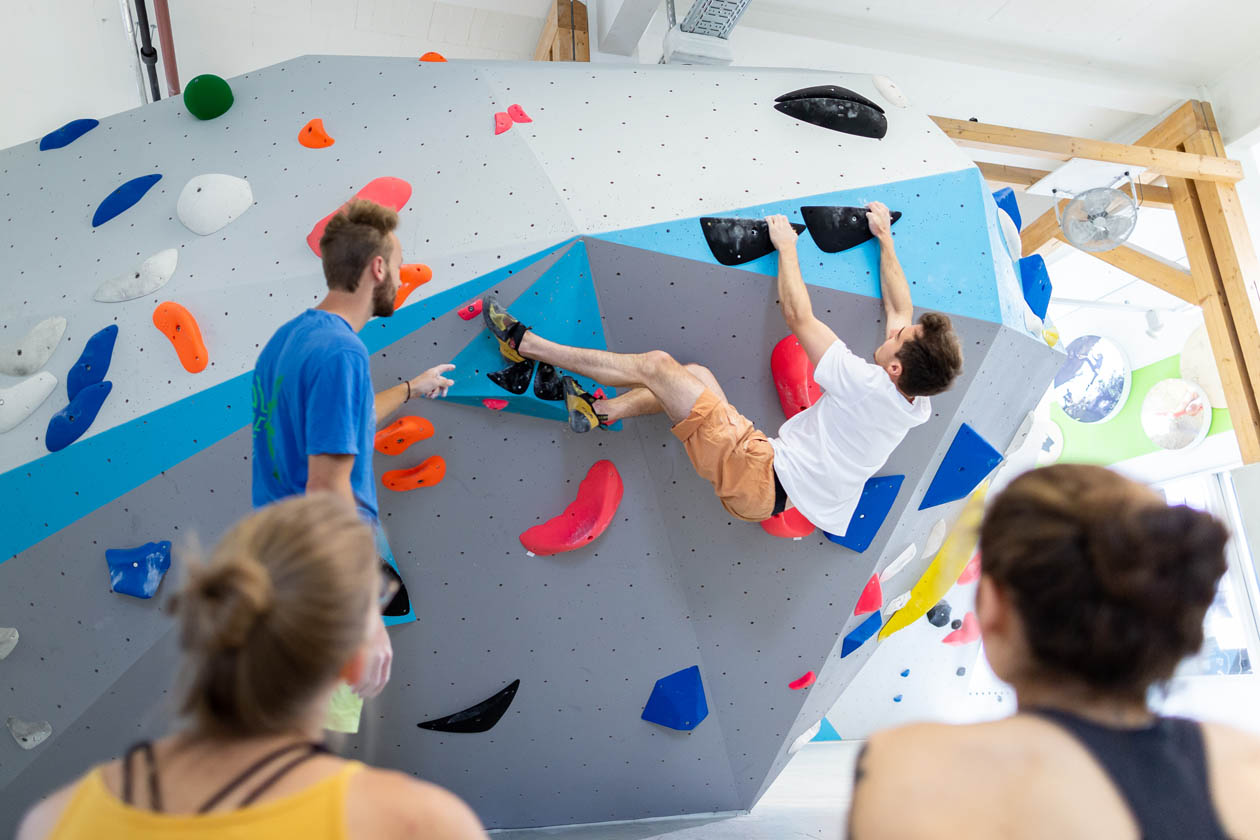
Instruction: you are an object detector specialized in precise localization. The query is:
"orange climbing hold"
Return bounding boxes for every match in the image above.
[956,552,981,585]
[151,302,208,373]
[395,263,432,309]
[520,460,623,556]
[375,415,435,455]
[942,612,980,645]
[494,112,512,135]
[419,51,447,62]
[382,455,446,491]
[760,506,814,539]
[789,671,816,690]
[483,398,508,410]
[298,118,335,148]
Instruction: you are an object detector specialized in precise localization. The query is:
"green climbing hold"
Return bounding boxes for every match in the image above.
[183,74,234,120]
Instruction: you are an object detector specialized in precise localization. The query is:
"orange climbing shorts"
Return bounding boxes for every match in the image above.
[671,389,777,522]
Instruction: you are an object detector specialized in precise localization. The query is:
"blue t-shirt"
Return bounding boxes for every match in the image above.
[251,309,378,521]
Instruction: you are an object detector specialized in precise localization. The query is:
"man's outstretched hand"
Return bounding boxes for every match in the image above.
[410,363,455,399]
[866,201,894,241]
[766,214,799,251]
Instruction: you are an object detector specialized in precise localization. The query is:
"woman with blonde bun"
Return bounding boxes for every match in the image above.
[18,494,486,840]
[850,464,1260,840]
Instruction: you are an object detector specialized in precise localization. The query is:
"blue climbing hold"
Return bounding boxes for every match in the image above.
[67,325,118,401]
[641,665,708,731]
[39,118,99,151]
[46,381,111,453]
[823,474,904,552]
[900,668,910,677]
[893,694,903,703]
[92,174,162,227]
[105,540,172,599]
[811,717,842,742]
[992,187,1022,230]
[841,612,882,658]
[1019,254,1053,320]
[918,423,1002,510]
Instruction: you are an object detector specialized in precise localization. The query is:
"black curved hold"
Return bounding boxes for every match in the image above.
[801,206,901,253]
[418,679,520,733]
[773,96,887,140]
[699,217,807,266]
[534,363,565,401]
[774,85,883,114]
[380,562,411,618]
[488,359,536,395]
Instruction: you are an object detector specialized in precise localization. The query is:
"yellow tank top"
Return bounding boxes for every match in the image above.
[49,761,364,840]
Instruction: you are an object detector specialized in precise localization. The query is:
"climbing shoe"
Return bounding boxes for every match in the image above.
[563,376,607,434]
[482,295,529,363]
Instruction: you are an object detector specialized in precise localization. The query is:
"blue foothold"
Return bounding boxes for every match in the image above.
[39,118,100,151]
[918,423,1003,510]
[900,668,910,677]
[893,694,903,703]
[992,187,1022,230]
[92,174,162,227]
[68,325,118,400]
[824,474,904,552]
[1019,254,1054,320]
[641,665,709,731]
[105,540,172,599]
[46,381,112,452]
[841,612,883,658]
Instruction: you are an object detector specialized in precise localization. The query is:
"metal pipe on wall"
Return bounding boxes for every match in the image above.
[131,0,162,102]
[151,0,181,95]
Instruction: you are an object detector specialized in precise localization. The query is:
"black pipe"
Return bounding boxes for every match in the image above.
[132,0,162,102]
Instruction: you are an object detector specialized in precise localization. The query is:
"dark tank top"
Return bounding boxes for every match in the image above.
[1028,708,1231,840]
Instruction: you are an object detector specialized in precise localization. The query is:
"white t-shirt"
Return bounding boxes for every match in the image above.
[770,339,931,536]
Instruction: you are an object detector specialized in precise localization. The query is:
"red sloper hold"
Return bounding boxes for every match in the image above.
[942,612,980,645]
[956,552,982,585]
[520,460,623,556]
[457,299,483,321]
[483,398,508,410]
[507,104,532,123]
[853,574,883,616]
[306,177,413,256]
[789,671,816,690]
[494,112,512,135]
[760,506,814,539]
[771,335,822,420]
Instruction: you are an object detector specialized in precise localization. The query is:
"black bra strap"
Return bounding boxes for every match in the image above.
[197,741,324,814]
[237,744,330,808]
[121,741,161,810]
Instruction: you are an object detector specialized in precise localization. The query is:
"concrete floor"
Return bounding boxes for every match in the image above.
[491,741,862,840]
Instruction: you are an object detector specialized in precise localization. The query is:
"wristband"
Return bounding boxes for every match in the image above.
[404,380,412,402]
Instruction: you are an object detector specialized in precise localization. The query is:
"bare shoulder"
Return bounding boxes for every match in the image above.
[1202,722,1260,840]
[347,766,486,839]
[16,779,82,840]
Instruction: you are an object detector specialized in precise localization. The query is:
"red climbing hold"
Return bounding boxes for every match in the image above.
[382,456,446,491]
[520,460,623,556]
[942,612,980,645]
[457,299,483,321]
[419,51,447,62]
[789,671,816,690]
[956,552,981,585]
[307,177,413,256]
[760,507,814,539]
[771,335,822,420]
[483,398,508,410]
[507,104,532,124]
[395,263,432,309]
[494,112,513,135]
[375,415,435,455]
[853,574,882,616]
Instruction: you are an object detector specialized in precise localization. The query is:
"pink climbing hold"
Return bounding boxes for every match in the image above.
[307,177,413,257]
[483,398,509,410]
[457,299,483,321]
[770,335,822,420]
[956,552,981,585]
[760,507,814,539]
[494,112,512,135]
[853,574,882,616]
[942,612,980,645]
[519,460,624,556]
[507,104,532,124]
[789,671,816,691]
[592,388,606,400]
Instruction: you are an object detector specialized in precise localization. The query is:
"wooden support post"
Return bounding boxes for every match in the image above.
[535,0,589,61]
[1068,243,1196,303]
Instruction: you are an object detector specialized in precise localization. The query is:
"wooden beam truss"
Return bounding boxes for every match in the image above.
[535,0,590,62]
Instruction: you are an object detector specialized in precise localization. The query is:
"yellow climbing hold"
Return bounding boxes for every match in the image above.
[1042,317,1060,348]
[324,682,363,733]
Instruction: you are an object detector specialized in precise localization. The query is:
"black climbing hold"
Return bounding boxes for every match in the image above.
[956,667,967,677]
[926,600,952,628]
[773,86,887,139]
[380,562,411,618]
[534,363,565,401]
[488,359,536,395]
[801,206,902,254]
[950,618,963,630]
[418,679,520,733]
[699,217,807,266]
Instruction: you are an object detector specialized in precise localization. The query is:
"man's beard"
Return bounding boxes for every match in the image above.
[372,280,397,318]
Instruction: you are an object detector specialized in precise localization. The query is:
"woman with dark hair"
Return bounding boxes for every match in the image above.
[17,494,486,840]
[849,464,1260,839]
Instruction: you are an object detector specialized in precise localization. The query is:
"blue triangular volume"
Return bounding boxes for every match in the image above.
[812,717,842,742]
[992,186,1022,231]
[918,423,1002,510]
[641,665,709,731]
[1019,254,1053,320]
[823,474,904,552]
[841,612,882,658]
[445,240,616,425]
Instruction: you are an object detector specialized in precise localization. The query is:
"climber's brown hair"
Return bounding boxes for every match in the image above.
[320,199,399,293]
[895,312,963,397]
[980,464,1229,699]
[170,493,378,735]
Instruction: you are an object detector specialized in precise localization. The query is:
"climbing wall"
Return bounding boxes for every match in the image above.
[0,57,1059,830]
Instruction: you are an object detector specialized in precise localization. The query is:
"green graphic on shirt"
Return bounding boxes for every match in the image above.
[252,373,284,480]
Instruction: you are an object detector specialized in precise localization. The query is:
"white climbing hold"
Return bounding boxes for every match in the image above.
[997,206,1021,263]
[0,317,67,376]
[872,75,909,109]
[0,372,57,434]
[0,627,17,660]
[922,519,947,559]
[7,717,52,750]
[1005,410,1036,457]
[789,720,823,755]
[95,248,178,302]
[884,590,912,616]
[879,543,917,583]
[177,174,253,235]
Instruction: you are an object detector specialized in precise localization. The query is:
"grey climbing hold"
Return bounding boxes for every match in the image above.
[789,720,822,755]
[956,667,967,677]
[0,372,57,434]
[7,717,52,750]
[177,174,254,235]
[926,600,952,628]
[879,543,917,583]
[0,317,67,376]
[95,248,178,302]
[922,519,947,558]
[0,627,17,660]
